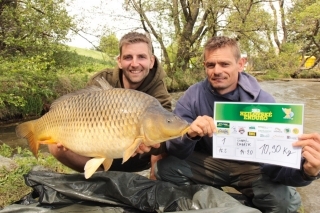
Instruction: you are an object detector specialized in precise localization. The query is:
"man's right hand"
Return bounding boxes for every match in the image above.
[187,115,216,138]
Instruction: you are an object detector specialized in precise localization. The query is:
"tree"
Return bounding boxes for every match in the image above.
[0,0,74,56]
[117,0,319,82]
[123,0,230,89]
[288,0,320,77]
[225,0,274,55]
[98,33,119,57]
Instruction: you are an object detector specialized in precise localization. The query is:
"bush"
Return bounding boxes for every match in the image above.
[0,48,115,121]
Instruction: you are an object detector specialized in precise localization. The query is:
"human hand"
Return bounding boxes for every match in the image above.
[293,133,320,176]
[131,143,160,157]
[56,143,68,151]
[187,115,216,138]
[149,154,167,180]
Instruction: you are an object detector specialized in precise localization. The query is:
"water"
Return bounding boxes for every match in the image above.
[1,79,320,212]
[259,80,320,134]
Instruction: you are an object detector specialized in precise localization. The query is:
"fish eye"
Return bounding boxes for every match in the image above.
[166,119,172,123]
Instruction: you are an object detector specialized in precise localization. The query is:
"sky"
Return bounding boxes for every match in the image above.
[64,0,283,57]
[65,0,141,49]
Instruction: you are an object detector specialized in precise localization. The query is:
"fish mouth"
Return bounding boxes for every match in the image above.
[180,126,190,137]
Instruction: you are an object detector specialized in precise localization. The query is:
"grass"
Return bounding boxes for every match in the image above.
[0,144,73,209]
[69,46,114,62]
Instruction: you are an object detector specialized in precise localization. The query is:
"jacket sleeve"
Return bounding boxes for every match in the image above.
[165,93,199,159]
[148,80,172,112]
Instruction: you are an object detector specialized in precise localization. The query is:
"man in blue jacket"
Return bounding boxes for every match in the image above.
[154,36,320,213]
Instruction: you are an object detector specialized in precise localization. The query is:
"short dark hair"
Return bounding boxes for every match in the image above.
[119,32,154,56]
[204,36,241,60]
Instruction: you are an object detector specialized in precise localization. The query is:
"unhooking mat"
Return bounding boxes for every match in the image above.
[0,170,262,213]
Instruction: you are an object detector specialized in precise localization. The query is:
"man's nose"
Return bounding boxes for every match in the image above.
[213,65,223,74]
[130,57,139,66]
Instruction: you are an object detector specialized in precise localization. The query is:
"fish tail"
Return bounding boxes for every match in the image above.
[15,121,39,159]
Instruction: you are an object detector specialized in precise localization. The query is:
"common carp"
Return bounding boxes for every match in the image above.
[15,78,190,179]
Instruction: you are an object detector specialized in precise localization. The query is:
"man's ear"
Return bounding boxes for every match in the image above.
[238,57,246,72]
[117,55,122,69]
[149,55,155,69]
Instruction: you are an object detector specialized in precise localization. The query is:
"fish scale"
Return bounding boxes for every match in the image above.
[16,78,190,179]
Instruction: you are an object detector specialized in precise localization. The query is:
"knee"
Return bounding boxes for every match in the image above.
[281,187,301,213]
[154,155,194,186]
[154,155,172,181]
[253,185,301,213]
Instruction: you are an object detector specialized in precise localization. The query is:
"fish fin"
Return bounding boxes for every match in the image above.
[95,77,113,90]
[102,158,113,171]
[38,140,57,145]
[50,86,103,110]
[122,137,144,164]
[38,136,57,144]
[15,120,39,159]
[50,78,113,110]
[84,157,106,179]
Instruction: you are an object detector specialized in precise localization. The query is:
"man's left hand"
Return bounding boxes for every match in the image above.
[293,133,320,177]
[131,143,160,157]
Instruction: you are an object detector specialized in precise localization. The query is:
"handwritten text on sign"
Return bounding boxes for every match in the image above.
[213,102,304,169]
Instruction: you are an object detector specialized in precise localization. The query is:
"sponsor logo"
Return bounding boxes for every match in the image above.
[257,126,272,129]
[293,128,299,134]
[282,108,294,120]
[217,122,230,128]
[274,127,282,133]
[284,128,291,133]
[258,129,272,133]
[287,135,298,140]
[272,135,286,139]
[260,134,270,138]
[238,127,245,134]
[231,126,238,134]
[217,128,229,135]
[248,132,256,136]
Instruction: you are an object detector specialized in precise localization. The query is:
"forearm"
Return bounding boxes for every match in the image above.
[166,134,199,160]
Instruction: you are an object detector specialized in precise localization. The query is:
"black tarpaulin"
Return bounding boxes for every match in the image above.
[0,170,261,213]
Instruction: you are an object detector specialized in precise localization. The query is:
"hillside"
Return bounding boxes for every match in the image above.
[69,46,114,62]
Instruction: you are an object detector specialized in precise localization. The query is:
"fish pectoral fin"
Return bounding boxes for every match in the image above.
[38,140,57,145]
[122,137,144,164]
[102,158,113,171]
[84,157,105,179]
[38,136,56,145]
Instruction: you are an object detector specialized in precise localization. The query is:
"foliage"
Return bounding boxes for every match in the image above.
[251,43,301,76]
[119,0,320,81]
[70,46,112,61]
[0,47,115,120]
[0,144,73,208]
[98,33,119,57]
[0,0,74,57]
[287,0,320,77]
[226,0,274,55]
[123,0,224,87]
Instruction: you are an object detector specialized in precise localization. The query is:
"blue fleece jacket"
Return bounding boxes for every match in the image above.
[166,72,311,187]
